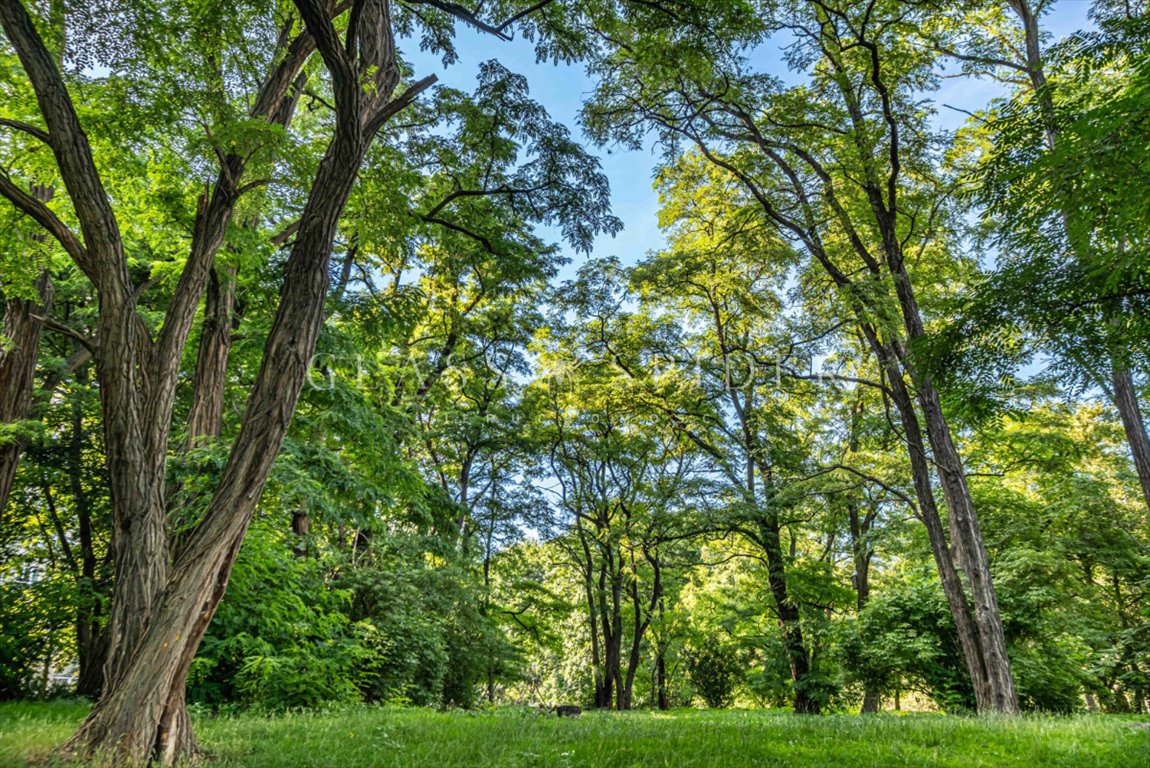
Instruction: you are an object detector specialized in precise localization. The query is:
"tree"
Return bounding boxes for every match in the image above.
[530,271,700,709]
[0,0,604,762]
[582,0,1018,713]
[930,0,1150,523]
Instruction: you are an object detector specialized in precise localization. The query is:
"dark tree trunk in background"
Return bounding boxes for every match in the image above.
[0,206,52,518]
[68,368,109,697]
[655,594,670,710]
[186,265,237,448]
[759,515,818,714]
[845,395,879,713]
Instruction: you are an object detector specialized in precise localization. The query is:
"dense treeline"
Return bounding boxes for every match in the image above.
[0,1,1148,764]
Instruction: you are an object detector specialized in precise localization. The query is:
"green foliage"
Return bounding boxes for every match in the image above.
[189,523,366,710]
[835,574,975,713]
[683,641,743,708]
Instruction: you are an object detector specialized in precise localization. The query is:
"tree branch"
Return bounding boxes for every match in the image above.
[0,117,50,143]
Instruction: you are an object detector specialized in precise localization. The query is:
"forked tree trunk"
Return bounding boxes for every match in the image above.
[804,7,1018,713]
[55,1,430,760]
[64,105,376,765]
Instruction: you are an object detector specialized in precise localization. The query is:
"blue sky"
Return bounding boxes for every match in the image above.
[404,1,1096,279]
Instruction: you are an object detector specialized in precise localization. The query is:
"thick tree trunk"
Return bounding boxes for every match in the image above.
[65,118,372,764]
[805,7,1017,713]
[57,9,428,751]
[0,3,404,763]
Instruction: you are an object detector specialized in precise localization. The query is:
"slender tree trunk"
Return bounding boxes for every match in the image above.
[186,265,237,448]
[604,553,624,709]
[847,499,879,713]
[876,342,997,710]
[0,255,52,518]
[67,371,108,697]
[1111,366,1150,521]
[654,591,670,710]
[577,526,608,708]
[905,365,1016,710]
[759,515,819,714]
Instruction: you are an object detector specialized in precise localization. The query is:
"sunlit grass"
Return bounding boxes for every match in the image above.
[1,701,1147,767]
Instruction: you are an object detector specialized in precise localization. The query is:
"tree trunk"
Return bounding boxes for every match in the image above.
[186,265,237,448]
[884,257,1017,712]
[68,372,109,698]
[0,266,52,519]
[577,528,608,708]
[759,516,819,714]
[877,342,998,711]
[603,553,624,710]
[1111,366,1150,522]
[57,9,425,753]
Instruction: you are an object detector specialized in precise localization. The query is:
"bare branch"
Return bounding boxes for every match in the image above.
[0,117,50,143]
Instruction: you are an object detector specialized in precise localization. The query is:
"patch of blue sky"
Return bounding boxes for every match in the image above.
[401,2,1094,284]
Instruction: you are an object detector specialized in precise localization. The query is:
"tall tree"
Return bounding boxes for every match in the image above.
[0,0,594,762]
[931,0,1150,521]
[583,0,1018,711]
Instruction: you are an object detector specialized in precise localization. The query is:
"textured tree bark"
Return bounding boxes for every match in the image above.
[0,269,51,518]
[64,93,378,765]
[805,4,1018,713]
[185,265,237,448]
[886,261,1018,712]
[24,0,430,761]
[877,347,993,710]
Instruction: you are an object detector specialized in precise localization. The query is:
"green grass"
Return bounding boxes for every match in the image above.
[1,701,1147,767]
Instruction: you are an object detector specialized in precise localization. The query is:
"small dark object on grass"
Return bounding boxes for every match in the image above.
[556,706,582,718]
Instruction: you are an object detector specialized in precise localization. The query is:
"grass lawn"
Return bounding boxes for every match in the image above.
[1,702,1147,767]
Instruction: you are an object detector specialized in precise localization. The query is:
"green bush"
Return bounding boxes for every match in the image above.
[684,641,743,708]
